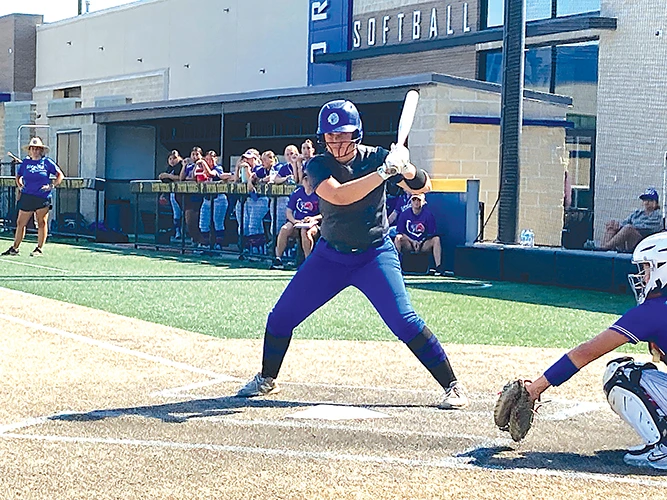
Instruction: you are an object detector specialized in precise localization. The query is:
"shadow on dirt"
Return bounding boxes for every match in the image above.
[459,445,667,477]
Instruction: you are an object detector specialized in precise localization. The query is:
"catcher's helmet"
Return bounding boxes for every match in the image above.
[629,231,667,304]
[316,100,363,143]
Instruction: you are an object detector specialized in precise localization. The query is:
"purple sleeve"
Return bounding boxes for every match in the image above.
[610,304,656,344]
[17,161,26,177]
[44,157,58,176]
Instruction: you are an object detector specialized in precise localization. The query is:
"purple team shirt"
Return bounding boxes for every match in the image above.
[396,208,436,243]
[276,162,294,178]
[287,186,319,220]
[610,296,667,353]
[18,157,58,198]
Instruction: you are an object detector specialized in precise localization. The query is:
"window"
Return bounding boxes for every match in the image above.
[53,86,82,99]
[524,47,552,93]
[479,47,553,93]
[478,40,599,115]
[483,0,601,30]
[555,42,598,85]
[557,0,600,17]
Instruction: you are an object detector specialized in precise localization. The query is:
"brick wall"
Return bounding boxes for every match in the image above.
[33,71,168,127]
[352,46,477,80]
[13,15,42,94]
[412,84,567,245]
[47,113,99,221]
[0,17,14,93]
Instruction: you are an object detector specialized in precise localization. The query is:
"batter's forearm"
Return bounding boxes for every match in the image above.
[317,173,384,206]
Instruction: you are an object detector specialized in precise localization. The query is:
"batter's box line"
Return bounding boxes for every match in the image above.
[0,310,239,381]
[152,379,606,421]
[0,432,666,488]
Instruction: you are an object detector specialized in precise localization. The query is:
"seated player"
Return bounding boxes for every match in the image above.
[513,231,667,470]
[394,193,443,274]
[387,185,411,241]
[271,173,321,269]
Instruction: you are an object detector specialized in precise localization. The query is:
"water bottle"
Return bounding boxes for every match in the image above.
[526,229,535,248]
[520,229,528,246]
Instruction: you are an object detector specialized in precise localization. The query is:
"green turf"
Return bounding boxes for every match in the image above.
[0,237,639,351]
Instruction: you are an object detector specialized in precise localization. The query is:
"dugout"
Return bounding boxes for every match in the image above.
[42,73,569,245]
[423,179,480,272]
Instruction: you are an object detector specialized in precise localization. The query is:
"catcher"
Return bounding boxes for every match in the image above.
[494,231,667,470]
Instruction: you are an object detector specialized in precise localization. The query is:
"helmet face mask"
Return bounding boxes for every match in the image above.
[628,233,667,304]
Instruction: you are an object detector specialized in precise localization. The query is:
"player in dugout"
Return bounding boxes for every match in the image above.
[508,231,667,470]
[237,98,469,410]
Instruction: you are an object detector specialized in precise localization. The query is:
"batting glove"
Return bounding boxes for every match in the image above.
[377,144,411,180]
[386,144,410,170]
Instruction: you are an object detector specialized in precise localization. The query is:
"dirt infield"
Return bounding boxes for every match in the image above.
[0,287,665,499]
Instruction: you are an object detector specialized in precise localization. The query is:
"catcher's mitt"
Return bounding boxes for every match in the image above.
[494,379,535,442]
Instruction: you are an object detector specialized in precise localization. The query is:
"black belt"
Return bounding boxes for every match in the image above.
[327,239,383,254]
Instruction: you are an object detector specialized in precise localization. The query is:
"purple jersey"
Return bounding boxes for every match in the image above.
[18,156,58,198]
[287,186,319,220]
[254,166,272,179]
[276,162,294,178]
[610,296,667,353]
[396,207,436,243]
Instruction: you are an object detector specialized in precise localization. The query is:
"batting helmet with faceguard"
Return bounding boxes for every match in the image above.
[316,100,363,144]
[628,231,667,304]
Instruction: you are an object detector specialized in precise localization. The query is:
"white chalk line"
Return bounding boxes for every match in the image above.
[0,288,608,423]
[542,402,606,421]
[153,380,605,422]
[0,312,238,381]
[193,415,513,444]
[0,258,70,273]
[1,432,665,487]
[0,415,54,435]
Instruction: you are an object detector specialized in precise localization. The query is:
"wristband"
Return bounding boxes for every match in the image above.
[404,169,427,190]
[544,354,579,387]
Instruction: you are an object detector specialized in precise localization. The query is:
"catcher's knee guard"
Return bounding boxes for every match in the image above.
[602,357,667,445]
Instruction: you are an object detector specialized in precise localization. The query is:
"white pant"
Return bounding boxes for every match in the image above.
[271,196,289,234]
[199,195,228,233]
[170,193,182,222]
[235,196,269,236]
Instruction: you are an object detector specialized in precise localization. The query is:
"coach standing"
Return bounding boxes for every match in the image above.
[237,99,468,409]
[2,137,64,257]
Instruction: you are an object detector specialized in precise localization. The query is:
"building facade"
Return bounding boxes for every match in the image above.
[2,0,665,246]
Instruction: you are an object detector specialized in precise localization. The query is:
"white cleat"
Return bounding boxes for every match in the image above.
[647,442,667,470]
[236,373,280,397]
[623,443,655,467]
[438,381,469,410]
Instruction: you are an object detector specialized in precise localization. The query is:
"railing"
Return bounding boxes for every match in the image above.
[0,176,106,241]
[129,180,298,258]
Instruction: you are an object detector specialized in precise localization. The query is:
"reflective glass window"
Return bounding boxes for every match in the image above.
[484,0,553,28]
[480,47,552,93]
[557,0,600,16]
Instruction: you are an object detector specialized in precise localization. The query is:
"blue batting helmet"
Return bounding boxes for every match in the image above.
[316,100,363,142]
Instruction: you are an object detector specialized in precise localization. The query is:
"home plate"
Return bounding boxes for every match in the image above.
[286,405,390,421]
